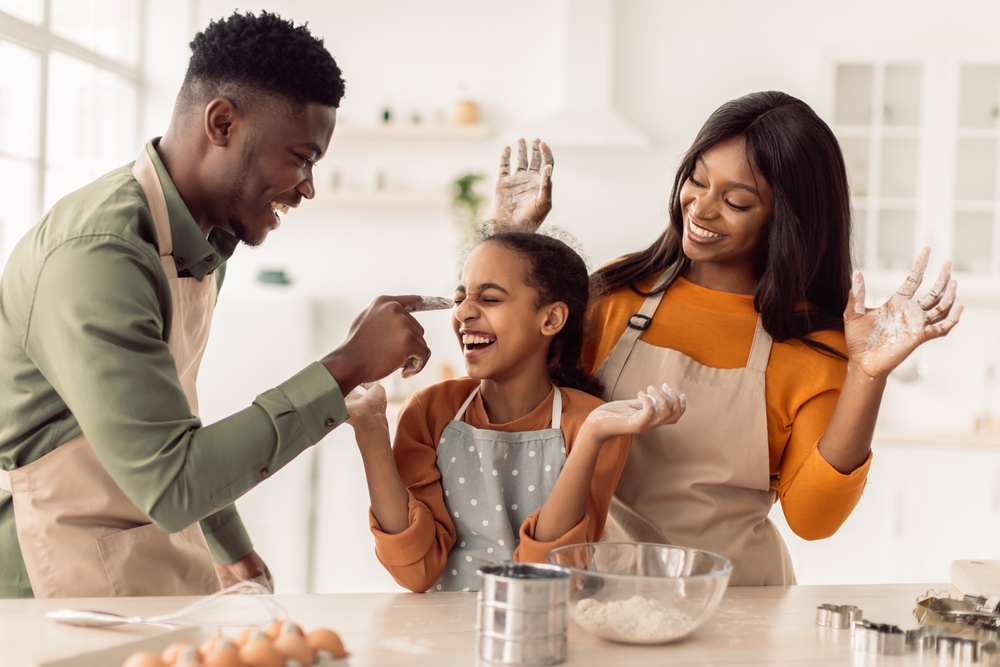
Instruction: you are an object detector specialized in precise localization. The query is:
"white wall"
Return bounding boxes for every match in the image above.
[141,0,1000,590]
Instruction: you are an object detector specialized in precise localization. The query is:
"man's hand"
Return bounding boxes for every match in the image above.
[490,138,553,233]
[215,550,274,592]
[321,296,432,395]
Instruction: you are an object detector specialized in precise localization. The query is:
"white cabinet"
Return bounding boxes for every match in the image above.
[831,59,1000,288]
[833,62,927,272]
[773,439,1000,585]
[953,65,1000,274]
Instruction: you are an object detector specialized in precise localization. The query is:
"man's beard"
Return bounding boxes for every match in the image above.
[222,140,264,248]
[228,214,263,248]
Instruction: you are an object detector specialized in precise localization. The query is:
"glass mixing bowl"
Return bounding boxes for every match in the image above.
[547,542,733,645]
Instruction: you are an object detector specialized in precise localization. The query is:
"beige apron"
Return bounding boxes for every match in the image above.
[0,146,222,597]
[595,272,795,586]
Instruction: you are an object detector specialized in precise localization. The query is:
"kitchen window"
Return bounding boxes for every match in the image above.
[0,0,141,268]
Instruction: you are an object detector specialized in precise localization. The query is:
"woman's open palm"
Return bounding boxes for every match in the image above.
[844,248,962,380]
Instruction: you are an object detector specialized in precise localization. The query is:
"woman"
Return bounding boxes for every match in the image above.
[492,94,962,586]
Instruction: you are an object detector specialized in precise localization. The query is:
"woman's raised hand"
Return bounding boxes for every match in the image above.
[345,382,389,433]
[844,248,962,381]
[583,384,687,441]
[489,138,553,233]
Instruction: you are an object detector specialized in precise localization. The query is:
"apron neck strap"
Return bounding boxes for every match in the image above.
[596,268,671,399]
[454,385,563,429]
[131,145,177,279]
[746,317,773,371]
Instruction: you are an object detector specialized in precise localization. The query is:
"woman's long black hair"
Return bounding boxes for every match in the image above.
[591,91,852,358]
[484,231,604,397]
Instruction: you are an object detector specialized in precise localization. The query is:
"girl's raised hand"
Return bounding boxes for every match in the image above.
[345,382,389,433]
[489,138,553,233]
[844,248,963,381]
[583,384,687,441]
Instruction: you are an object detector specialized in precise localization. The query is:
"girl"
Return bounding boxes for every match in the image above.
[346,231,685,592]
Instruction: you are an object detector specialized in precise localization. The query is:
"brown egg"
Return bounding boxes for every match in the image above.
[161,643,197,665]
[201,639,242,667]
[232,628,257,649]
[273,625,314,666]
[171,646,202,667]
[265,620,304,641]
[239,631,283,667]
[306,629,346,660]
[122,651,167,667]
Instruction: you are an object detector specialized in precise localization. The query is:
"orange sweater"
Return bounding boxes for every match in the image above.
[583,275,871,541]
[369,379,631,593]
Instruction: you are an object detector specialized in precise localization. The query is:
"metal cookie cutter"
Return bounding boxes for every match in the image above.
[981,641,1000,667]
[906,625,951,652]
[916,596,1000,633]
[937,636,979,664]
[815,603,862,629]
[853,620,907,656]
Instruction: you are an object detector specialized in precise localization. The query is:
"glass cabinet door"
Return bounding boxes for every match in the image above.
[833,62,923,271]
[953,65,1000,275]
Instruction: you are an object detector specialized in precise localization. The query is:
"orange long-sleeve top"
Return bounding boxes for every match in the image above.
[583,275,871,541]
[369,378,631,593]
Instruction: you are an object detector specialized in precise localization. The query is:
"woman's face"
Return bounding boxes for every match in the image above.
[678,136,774,271]
[452,242,556,382]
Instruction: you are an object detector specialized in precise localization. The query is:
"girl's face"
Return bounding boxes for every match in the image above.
[678,135,774,270]
[453,242,565,382]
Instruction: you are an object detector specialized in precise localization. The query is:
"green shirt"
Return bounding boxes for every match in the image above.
[0,140,349,598]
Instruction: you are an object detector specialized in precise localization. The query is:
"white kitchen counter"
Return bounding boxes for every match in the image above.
[0,583,951,666]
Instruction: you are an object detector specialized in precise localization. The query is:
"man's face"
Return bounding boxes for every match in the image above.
[217,101,337,246]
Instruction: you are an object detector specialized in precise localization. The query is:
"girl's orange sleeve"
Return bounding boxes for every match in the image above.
[368,392,456,592]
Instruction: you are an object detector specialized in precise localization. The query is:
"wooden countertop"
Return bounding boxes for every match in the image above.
[0,583,951,666]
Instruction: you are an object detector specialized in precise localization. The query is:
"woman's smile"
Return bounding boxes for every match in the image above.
[685,215,726,242]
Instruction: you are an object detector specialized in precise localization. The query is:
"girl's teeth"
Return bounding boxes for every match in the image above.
[270,200,290,214]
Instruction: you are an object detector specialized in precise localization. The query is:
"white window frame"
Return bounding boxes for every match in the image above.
[0,2,144,235]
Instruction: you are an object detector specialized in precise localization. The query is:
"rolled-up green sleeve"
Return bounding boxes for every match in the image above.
[24,237,349,535]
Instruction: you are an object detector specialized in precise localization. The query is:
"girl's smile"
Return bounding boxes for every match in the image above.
[459,329,497,358]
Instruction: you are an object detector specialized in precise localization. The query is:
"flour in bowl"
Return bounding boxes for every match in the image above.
[573,596,695,642]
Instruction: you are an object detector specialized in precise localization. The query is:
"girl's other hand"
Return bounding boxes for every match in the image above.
[583,384,687,441]
[489,138,553,233]
[346,382,389,433]
[844,248,963,381]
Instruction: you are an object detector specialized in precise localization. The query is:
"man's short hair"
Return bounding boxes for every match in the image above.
[183,11,346,112]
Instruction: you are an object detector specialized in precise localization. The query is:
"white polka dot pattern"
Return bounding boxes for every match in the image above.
[431,389,567,592]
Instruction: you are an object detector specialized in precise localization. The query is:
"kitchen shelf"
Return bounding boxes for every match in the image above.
[313,190,451,207]
[332,122,491,140]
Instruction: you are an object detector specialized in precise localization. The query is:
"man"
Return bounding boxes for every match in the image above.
[0,11,429,598]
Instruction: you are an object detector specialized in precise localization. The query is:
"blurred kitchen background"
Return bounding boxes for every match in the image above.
[2,0,1000,592]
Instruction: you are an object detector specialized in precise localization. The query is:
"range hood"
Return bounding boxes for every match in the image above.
[522,0,649,149]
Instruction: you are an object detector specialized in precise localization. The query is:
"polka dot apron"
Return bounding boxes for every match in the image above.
[433,386,566,592]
